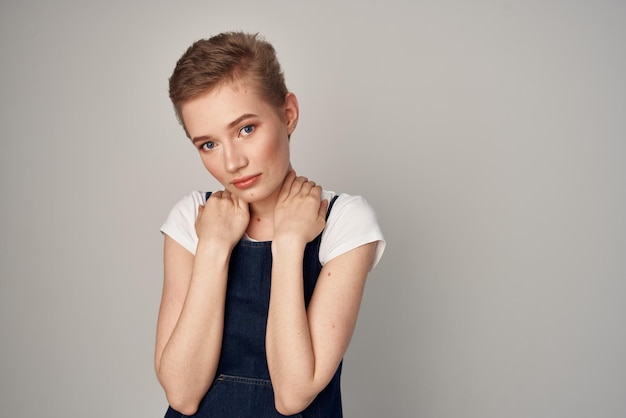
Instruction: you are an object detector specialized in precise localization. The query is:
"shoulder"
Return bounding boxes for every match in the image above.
[160,191,206,255]
[320,191,386,269]
[170,190,206,211]
[324,191,380,228]
[162,191,206,228]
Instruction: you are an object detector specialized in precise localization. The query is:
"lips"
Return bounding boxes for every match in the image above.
[232,174,261,189]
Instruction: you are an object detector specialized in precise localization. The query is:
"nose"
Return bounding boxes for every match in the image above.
[223,143,248,173]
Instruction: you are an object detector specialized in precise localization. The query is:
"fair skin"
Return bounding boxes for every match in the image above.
[155,80,377,415]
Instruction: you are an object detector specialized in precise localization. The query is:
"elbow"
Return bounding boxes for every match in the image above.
[161,384,201,416]
[157,366,213,416]
[156,366,205,416]
[275,400,306,417]
[273,390,315,416]
[167,395,200,417]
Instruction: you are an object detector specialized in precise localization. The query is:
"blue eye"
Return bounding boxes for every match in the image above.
[240,125,254,136]
[201,141,216,151]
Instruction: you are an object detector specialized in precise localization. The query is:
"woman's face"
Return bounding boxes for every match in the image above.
[181,81,298,207]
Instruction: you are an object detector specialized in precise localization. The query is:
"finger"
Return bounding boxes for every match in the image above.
[318,198,329,219]
[311,184,323,199]
[233,194,249,211]
[301,180,317,194]
[278,170,297,200]
[290,175,309,195]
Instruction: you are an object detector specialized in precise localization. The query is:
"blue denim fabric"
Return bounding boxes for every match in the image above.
[164,194,342,417]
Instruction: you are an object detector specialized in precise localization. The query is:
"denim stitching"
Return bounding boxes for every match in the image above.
[217,374,273,387]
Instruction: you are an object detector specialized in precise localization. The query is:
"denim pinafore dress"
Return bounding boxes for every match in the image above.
[164,194,342,418]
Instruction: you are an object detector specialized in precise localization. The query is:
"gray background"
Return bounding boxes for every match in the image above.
[1,1,625,417]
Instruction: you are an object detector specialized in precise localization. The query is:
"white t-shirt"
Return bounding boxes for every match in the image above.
[161,190,385,269]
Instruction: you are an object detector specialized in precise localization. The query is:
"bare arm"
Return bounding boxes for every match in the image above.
[266,173,377,415]
[155,191,249,415]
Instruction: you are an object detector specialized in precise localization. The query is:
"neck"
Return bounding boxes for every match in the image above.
[245,191,279,241]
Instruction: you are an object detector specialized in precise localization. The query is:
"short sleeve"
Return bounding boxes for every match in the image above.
[319,193,386,269]
[160,191,205,255]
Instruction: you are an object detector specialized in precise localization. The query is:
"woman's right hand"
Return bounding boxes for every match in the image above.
[196,190,250,247]
[158,192,245,414]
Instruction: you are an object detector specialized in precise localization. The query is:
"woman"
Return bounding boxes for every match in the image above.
[155,32,385,417]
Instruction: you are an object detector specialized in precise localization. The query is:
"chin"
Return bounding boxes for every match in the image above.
[240,188,278,204]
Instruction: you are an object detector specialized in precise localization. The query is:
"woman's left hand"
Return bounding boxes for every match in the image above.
[273,171,328,245]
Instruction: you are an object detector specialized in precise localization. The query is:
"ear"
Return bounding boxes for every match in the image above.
[283,92,299,135]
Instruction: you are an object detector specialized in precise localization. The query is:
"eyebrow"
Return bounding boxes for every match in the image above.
[191,113,258,144]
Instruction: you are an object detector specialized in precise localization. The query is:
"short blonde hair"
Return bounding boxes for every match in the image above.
[169,32,288,125]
